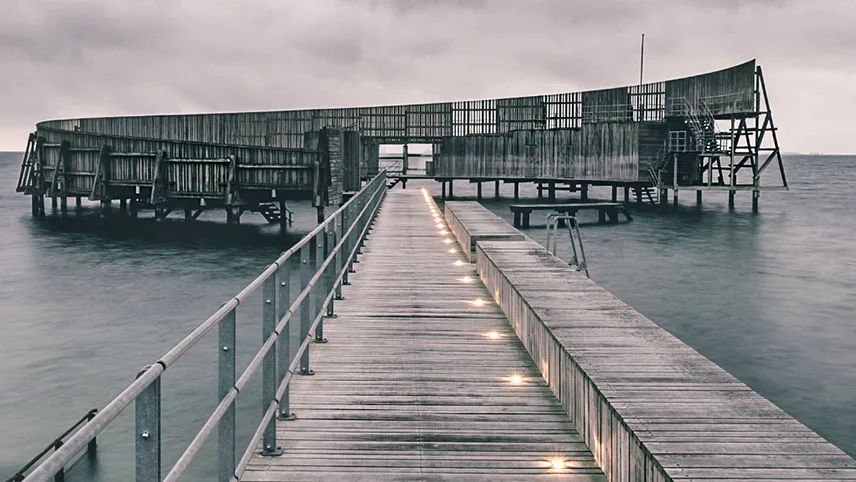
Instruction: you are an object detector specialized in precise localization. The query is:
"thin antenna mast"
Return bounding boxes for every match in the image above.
[640,33,645,85]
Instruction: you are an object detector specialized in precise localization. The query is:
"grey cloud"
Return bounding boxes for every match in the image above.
[1,0,855,153]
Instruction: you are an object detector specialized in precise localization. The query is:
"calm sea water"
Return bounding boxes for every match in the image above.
[1,152,855,479]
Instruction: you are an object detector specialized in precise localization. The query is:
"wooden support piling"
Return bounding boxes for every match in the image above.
[611,185,617,202]
[580,183,588,201]
[279,200,288,232]
[624,185,630,202]
[494,180,500,198]
[752,189,759,213]
[697,190,703,207]
[513,182,519,200]
[476,182,482,200]
[729,190,736,209]
[548,182,556,201]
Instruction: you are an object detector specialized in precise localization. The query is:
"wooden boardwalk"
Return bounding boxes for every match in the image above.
[243,188,606,481]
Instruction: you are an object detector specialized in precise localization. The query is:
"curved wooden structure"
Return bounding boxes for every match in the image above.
[15,60,786,219]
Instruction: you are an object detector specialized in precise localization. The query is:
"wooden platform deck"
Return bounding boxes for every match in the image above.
[243,188,606,481]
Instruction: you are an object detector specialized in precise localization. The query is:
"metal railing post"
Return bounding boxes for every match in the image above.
[86,410,97,455]
[335,212,345,298]
[135,367,161,482]
[355,198,364,257]
[314,232,328,343]
[298,244,314,375]
[345,204,355,277]
[218,308,236,481]
[325,223,337,319]
[53,441,64,482]
[261,276,281,456]
[276,265,295,421]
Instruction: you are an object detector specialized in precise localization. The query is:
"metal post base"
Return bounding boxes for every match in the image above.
[298,368,315,376]
[335,294,345,300]
[325,313,338,319]
[342,280,351,285]
[313,337,328,344]
[277,412,297,421]
[262,445,283,457]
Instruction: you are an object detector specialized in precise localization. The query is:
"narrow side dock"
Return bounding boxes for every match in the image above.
[468,224,856,479]
[243,188,606,480]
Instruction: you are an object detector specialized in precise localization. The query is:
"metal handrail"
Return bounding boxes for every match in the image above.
[6,409,98,482]
[24,171,388,482]
[545,213,589,278]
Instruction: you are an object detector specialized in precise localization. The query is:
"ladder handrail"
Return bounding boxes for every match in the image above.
[545,213,589,278]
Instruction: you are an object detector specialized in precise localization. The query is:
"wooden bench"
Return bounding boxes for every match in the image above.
[509,202,632,228]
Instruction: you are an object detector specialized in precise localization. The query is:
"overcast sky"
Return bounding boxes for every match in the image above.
[1,0,854,153]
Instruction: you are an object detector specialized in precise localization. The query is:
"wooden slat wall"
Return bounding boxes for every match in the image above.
[665,60,756,116]
[361,141,379,178]
[343,130,361,192]
[168,159,230,196]
[582,87,633,124]
[637,123,669,178]
[324,129,344,206]
[435,123,644,181]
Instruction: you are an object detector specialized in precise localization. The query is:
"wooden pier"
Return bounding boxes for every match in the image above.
[242,184,856,481]
[243,189,605,480]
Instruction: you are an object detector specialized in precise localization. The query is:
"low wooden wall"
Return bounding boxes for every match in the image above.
[443,201,524,262]
[438,225,856,480]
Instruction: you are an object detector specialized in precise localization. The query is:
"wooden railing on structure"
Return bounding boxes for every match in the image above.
[21,172,387,482]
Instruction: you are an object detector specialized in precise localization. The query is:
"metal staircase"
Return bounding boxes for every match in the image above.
[15,134,39,194]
